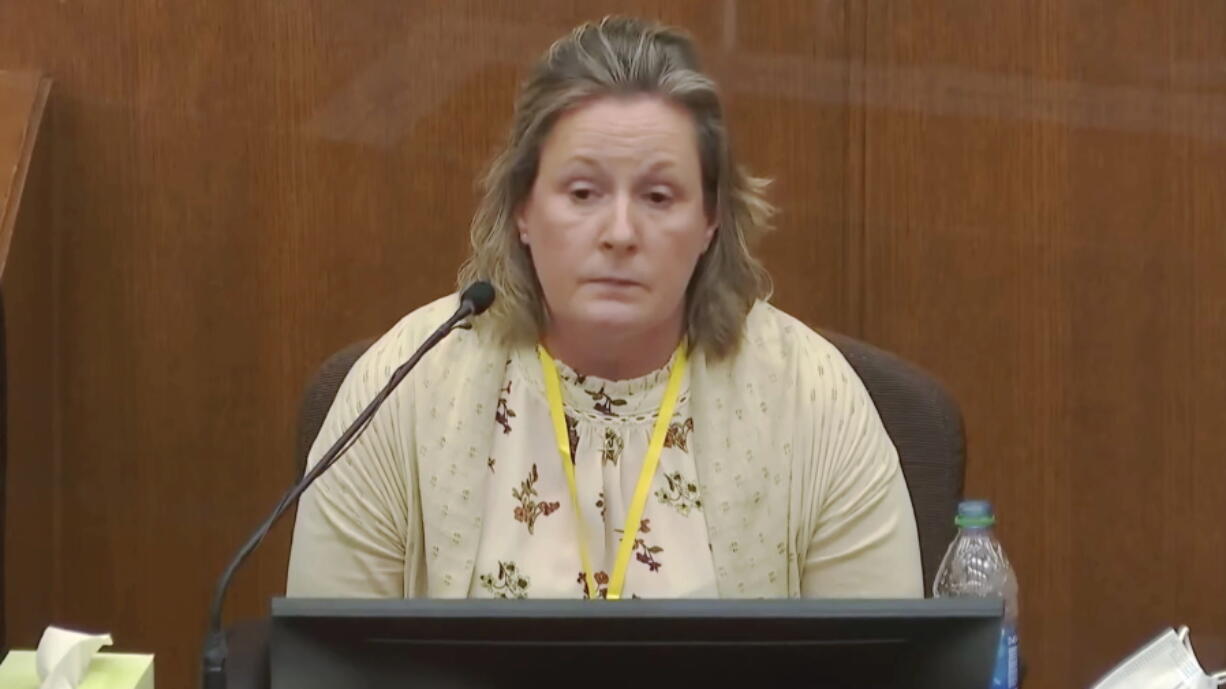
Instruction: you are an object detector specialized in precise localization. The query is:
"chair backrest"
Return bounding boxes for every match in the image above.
[295,338,376,468]
[296,331,965,595]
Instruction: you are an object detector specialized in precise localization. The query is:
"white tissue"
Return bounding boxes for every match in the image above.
[35,626,113,689]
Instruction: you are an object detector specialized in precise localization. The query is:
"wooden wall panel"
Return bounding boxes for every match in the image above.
[0,71,50,276]
[715,0,863,333]
[2,71,57,655]
[0,2,854,686]
[6,1,1225,687]
[862,2,1226,687]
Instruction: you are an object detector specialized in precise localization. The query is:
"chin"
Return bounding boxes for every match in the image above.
[571,301,655,333]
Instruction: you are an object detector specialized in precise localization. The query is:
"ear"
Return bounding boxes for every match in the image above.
[515,206,530,245]
[702,220,718,253]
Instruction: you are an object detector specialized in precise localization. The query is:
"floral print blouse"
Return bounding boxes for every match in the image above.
[470,345,719,599]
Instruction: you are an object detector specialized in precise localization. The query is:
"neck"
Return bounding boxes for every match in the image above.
[544,318,684,381]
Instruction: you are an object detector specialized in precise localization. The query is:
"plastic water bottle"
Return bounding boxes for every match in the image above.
[933,499,1020,689]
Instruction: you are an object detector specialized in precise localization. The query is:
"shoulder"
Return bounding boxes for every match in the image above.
[727,301,877,426]
[352,293,487,377]
[385,293,465,344]
[736,301,853,381]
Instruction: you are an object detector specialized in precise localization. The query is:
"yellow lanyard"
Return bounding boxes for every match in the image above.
[537,340,688,600]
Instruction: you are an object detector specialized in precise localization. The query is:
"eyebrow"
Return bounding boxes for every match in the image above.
[642,158,679,174]
[557,153,680,174]
[558,154,600,170]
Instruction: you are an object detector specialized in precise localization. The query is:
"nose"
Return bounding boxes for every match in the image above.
[599,193,638,254]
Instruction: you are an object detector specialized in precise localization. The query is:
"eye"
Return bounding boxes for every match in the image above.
[645,188,674,207]
[568,184,598,203]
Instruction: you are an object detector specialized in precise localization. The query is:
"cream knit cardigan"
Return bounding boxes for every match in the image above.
[287,294,923,599]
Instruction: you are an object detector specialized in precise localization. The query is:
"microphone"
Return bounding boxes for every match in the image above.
[200,282,496,689]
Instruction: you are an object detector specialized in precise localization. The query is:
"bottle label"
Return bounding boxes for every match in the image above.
[991,624,1019,689]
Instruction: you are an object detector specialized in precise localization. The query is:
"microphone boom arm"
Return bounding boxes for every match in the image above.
[201,286,491,689]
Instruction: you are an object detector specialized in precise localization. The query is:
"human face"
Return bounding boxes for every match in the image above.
[517,94,716,344]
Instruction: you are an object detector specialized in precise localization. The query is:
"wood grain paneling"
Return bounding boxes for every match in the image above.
[0,2,853,686]
[0,68,53,655]
[861,1,1226,687]
[4,1,1225,687]
[712,0,863,333]
[0,71,50,276]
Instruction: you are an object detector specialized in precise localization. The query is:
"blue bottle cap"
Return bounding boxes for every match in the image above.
[955,499,996,528]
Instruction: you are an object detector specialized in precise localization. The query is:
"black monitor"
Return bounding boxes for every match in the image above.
[268,597,1002,689]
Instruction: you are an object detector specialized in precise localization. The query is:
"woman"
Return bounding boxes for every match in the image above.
[287,16,922,600]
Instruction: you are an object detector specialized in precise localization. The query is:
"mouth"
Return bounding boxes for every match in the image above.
[587,278,642,288]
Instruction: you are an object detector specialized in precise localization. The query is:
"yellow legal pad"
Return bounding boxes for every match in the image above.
[0,651,153,689]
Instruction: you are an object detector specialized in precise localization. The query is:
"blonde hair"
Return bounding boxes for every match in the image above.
[457,15,774,359]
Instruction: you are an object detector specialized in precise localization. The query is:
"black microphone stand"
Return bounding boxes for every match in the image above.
[200,285,493,689]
